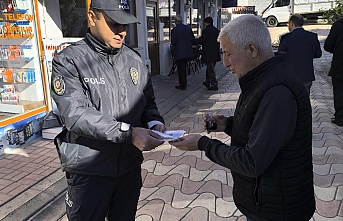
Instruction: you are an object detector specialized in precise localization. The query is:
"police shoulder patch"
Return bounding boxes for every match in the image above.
[52,75,66,96]
[130,67,139,85]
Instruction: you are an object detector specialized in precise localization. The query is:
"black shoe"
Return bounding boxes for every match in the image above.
[207,85,218,91]
[331,118,343,126]
[175,85,186,91]
[203,82,210,88]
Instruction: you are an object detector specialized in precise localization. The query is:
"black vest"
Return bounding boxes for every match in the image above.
[232,55,315,221]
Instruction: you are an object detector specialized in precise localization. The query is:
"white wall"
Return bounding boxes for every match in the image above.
[135,0,151,71]
[159,42,173,76]
[37,0,63,38]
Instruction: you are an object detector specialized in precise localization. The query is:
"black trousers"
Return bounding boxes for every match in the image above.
[65,166,142,221]
[176,58,188,88]
[205,62,217,87]
[332,76,343,120]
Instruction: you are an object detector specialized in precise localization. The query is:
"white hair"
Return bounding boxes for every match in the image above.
[218,15,272,54]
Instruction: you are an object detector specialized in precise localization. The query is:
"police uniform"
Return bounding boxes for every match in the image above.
[51,29,164,220]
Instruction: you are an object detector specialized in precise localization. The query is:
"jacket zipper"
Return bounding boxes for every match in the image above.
[254,177,261,211]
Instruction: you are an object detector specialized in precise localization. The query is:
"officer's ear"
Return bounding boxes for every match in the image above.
[88,9,98,27]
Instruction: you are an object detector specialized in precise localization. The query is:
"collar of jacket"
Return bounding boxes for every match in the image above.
[336,18,343,23]
[291,27,304,32]
[239,53,288,91]
[85,28,120,57]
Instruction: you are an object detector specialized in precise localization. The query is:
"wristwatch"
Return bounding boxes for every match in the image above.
[120,122,131,132]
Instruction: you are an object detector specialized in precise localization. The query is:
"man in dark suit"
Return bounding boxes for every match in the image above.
[171,14,194,90]
[324,17,343,126]
[278,14,322,95]
[193,17,221,91]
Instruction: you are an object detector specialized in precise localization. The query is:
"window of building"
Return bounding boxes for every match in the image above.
[186,2,201,37]
[59,0,88,37]
[75,0,86,8]
[0,0,46,123]
[159,0,176,41]
[125,0,138,47]
[58,0,138,48]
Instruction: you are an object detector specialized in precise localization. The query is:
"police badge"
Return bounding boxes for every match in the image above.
[53,75,66,96]
[130,67,139,85]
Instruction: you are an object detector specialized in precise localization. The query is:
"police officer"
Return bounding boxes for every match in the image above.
[50,0,166,220]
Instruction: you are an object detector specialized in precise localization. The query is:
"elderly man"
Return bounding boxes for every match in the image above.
[170,15,315,221]
[171,14,194,90]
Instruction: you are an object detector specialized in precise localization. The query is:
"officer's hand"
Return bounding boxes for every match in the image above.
[169,134,202,151]
[132,127,164,151]
[152,124,166,133]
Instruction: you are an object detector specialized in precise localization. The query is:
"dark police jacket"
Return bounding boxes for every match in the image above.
[199,55,315,220]
[324,18,343,80]
[51,31,164,177]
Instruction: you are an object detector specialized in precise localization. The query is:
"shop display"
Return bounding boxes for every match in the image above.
[1,84,20,104]
[0,0,45,116]
[0,112,44,153]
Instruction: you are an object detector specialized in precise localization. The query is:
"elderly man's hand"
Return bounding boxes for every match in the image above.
[203,113,228,133]
[132,127,164,151]
[169,134,202,151]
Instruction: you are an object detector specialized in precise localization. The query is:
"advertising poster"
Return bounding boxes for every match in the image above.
[43,38,82,78]
[42,38,82,112]
[221,6,256,25]
[230,6,256,14]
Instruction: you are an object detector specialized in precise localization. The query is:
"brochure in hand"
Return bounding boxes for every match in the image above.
[152,130,186,141]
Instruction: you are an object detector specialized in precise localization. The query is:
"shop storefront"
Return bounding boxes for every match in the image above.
[0,0,48,154]
[153,0,222,76]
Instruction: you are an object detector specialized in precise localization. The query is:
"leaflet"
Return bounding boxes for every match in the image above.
[152,130,186,141]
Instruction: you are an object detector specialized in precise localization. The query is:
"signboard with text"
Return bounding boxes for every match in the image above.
[231,6,256,14]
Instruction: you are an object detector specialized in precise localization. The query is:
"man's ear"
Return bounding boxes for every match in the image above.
[288,21,294,30]
[248,44,258,58]
[88,10,96,27]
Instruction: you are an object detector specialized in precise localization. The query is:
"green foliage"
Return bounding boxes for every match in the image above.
[323,0,343,23]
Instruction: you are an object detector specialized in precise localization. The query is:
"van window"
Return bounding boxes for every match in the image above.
[275,0,290,7]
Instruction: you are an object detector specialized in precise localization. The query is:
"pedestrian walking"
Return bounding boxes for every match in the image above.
[171,14,194,90]
[193,16,221,91]
[324,17,343,127]
[278,14,322,95]
[50,0,166,220]
[170,14,315,221]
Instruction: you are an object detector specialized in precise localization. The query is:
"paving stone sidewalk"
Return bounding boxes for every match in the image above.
[136,44,343,221]
[0,25,342,221]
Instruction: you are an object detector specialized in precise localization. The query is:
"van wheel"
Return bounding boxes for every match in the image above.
[266,16,278,27]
